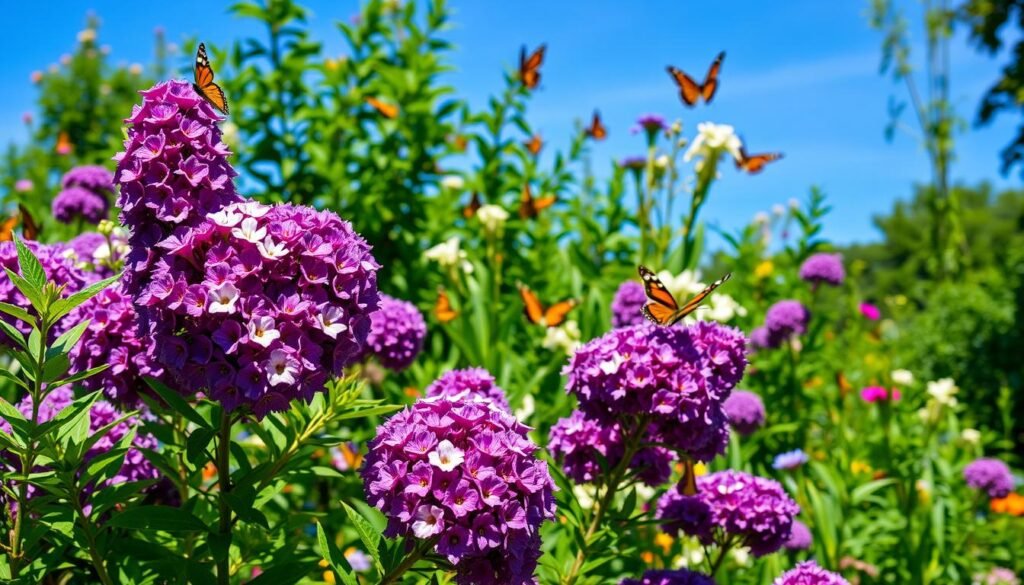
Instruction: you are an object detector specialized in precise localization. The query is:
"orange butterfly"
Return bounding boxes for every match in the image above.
[518,184,556,219]
[55,131,73,155]
[666,51,725,107]
[366,96,399,119]
[735,145,783,174]
[519,44,546,90]
[194,42,229,115]
[524,134,543,157]
[462,192,483,219]
[434,287,459,323]
[333,442,363,471]
[517,283,577,328]
[680,458,699,496]
[0,214,17,242]
[19,205,41,241]
[638,265,731,326]
[584,110,607,141]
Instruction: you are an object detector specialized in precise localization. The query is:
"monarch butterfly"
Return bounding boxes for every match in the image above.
[584,110,607,141]
[434,287,459,323]
[518,184,556,219]
[19,205,41,241]
[194,42,229,115]
[517,283,577,328]
[680,458,699,497]
[735,145,783,174]
[524,134,543,157]
[333,442,363,471]
[462,192,483,219]
[666,51,725,107]
[638,265,731,326]
[366,96,399,119]
[0,214,17,242]
[519,44,546,90]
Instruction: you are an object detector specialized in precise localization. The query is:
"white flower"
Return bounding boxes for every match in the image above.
[77,28,96,44]
[514,394,535,423]
[891,369,914,386]
[257,236,289,260]
[247,316,280,347]
[961,428,981,444]
[238,201,270,218]
[542,320,582,354]
[599,353,625,375]
[700,293,747,323]
[232,217,267,243]
[572,485,597,509]
[440,175,465,191]
[424,237,473,273]
[753,211,770,225]
[209,207,243,227]
[316,305,348,338]
[772,204,786,217]
[788,197,801,210]
[266,349,297,387]
[926,378,959,406]
[476,204,509,233]
[656,269,705,299]
[428,440,464,471]
[655,154,671,168]
[683,122,742,163]
[730,547,751,566]
[208,283,240,314]
[411,505,445,538]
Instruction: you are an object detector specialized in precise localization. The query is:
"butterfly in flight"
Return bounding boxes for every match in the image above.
[519,44,546,90]
[584,110,607,141]
[194,42,229,115]
[462,192,482,219]
[517,283,578,328]
[518,184,556,219]
[434,287,459,323]
[366,96,399,119]
[0,213,18,243]
[735,144,783,174]
[666,51,725,107]
[638,265,731,326]
[524,134,544,157]
[680,459,699,496]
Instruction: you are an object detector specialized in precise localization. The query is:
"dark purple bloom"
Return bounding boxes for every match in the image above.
[549,411,625,483]
[62,165,115,194]
[52,186,109,224]
[785,519,813,550]
[723,390,765,435]
[619,156,647,171]
[964,458,1015,499]
[425,367,511,412]
[364,294,427,372]
[611,280,647,328]
[799,253,845,287]
[620,569,716,585]
[773,561,850,585]
[631,113,668,136]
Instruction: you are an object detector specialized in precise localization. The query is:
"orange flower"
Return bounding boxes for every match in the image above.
[404,386,420,398]
[990,493,1024,516]
[640,551,655,564]
[202,462,217,482]
[56,131,73,155]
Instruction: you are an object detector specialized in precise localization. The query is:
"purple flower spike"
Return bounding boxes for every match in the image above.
[964,458,1015,499]
[799,253,845,287]
[364,294,427,372]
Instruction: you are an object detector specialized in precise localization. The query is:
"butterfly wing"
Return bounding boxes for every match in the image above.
[519,184,536,219]
[667,66,702,106]
[0,214,18,242]
[18,205,41,241]
[463,192,482,219]
[435,288,459,323]
[701,51,725,103]
[533,194,557,213]
[670,273,732,324]
[519,44,546,89]
[586,111,607,140]
[366,97,399,119]
[525,134,543,156]
[517,283,547,325]
[638,265,681,325]
[680,458,699,496]
[736,151,783,174]
[194,43,229,114]
[543,299,578,328]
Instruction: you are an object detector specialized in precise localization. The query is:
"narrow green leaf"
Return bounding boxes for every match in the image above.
[4,268,43,312]
[15,237,47,289]
[341,500,382,572]
[49,274,120,322]
[0,301,33,324]
[50,319,91,356]
[50,364,110,390]
[144,376,212,429]
[105,506,207,532]
[0,317,27,348]
[317,521,358,585]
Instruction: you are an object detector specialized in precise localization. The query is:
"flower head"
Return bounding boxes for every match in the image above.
[0,241,90,344]
[758,300,811,348]
[62,165,115,193]
[684,122,742,163]
[926,378,959,406]
[859,386,900,403]
[426,367,511,412]
[363,294,427,372]
[424,237,472,273]
[619,156,647,171]
[723,390,765,435]
[773,561,850,585]
[784,519,813,550]
[611,280,648,328]
[964,458,1015,499]
[52,186,109,224]
[620,569,716,585]
[859,302,880,321]
[773,449,809,471]
[14,179,33,192]
[799,253,845,287]
[542,320,582,354]
[891,369,914,386]
[974,567,1021,585]
[476,204,509,234]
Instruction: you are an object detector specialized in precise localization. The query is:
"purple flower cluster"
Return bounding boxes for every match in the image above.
[964,458,1015,499]
[784,519,813,550]
[657,470,800,556]
[611,280,648,328]
[62,165,115,193]
[67,283,162,405]
[425,367,511,413]
[619,156,647,171]
[363,294,427,372]
[548,410,673,486]
[773,561,849,585]
[563,322,747,462]
[752,300,811,350]
[723,390,765,436]
[362,395,555,585]
[620,569,716,585]
[632,113,668,136]
[52,187,109,224]
[115,82,380,417]
[0,241,91,344]
[799,253,845,287]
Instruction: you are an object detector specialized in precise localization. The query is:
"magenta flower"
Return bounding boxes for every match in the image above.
[611,280,648,328]
[773,561,850,585]
[425,367,511,412]
[14,179,33,192]
[620,569,716,585]
[859,302,880,321]
[363,294,427,372]
[964,458,1015,499]
[859,386,899,403]
[799,253,845,287]
[631,113,668,137]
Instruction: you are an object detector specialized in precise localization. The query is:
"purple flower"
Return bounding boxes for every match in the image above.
[344,548,372,572]
[62,165,115,194]
[362,395,555,585]
[425,367,511,412]
[620,569,716,585]
[657,470,800,557]
[723,390,765,435]
[619,156,647,171]
[764,300,810,343]
[964,458,1015,499]
[859,386,899,403]
[549,410,624,483]
[14,179,33,192]
[0,241,91,345]
[784,519,813,550]
[859,302,880,321]
[773,561,850,585]
[799,253,845,287]
[611,280,648,328]
[364,294,427,372]
[631,113,668,136]
[52,186,109,224]
[773,449,809,471]
[748,326,774,350]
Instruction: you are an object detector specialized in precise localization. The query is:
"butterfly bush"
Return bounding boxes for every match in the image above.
[0,241,91,344]
[361,394,556,585]
[363,293,426,372]
[548,410,673,487]
[115,81,380,417]
[798,253,845,287]
[611,280,648,328]
[964,458,1015,499]
[425,367,511,412]
[53,186,109,224]
[773,561,850,585]
[723,390,766,436]
[657,470,800,557]
[620,569,716,585]
[62,164,115,193]
[755,300,811,349]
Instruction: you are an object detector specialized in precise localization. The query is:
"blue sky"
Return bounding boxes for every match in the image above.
[2,1,1019,245]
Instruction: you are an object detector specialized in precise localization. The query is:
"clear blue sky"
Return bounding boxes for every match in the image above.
[2,1,1019,245]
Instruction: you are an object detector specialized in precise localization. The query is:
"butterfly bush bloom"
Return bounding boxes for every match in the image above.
[425,367,511,413]
[611,280,648,328]
[52,186,109,224]
[0,241,90,344]
[116,81,380,417]
[773,561,850,585]
[964,458,1015,499]
[620,569,716,585]
[773,449,809,471]
[723,390,766,436]
[758,300,811,348]
[658,470,799,556]
[363,294,426,372]
[62,164,115,194]
[784,519,813,550]
[361,395,556,585]
[799,253,845,287]
[549,411,674,487]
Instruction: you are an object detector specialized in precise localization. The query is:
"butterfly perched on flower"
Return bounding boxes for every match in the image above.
[434,287,459,323]
[462,192,482,219]
[519,44,546,90]
[518,184,556,219]
[680,458,699,496]
[517,283,577,328]
[638,265,730,326]
[194,42,229,114]
[524,134,544,157]
[366,96,399,119]
[584,110,607,141]
[735,144,783,174]
[667,51,725,107]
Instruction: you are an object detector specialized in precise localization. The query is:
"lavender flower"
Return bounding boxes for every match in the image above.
[362,395,555,585]
[798,253,845,287]
[964,458,1015,499]
[0,241,90,344]
[763,300,810,345]
[364,294,427,372]
[425,367,511,412]
[62,164,115,193]
[773,561,850,585]
[657,470,800,556]
[773,449,809,471]
[14,179,33,192]
[611,280,648,328]
[620,569,716,585]
[52,186,109,224]
[632,113,668,137]
[723,390,765,435]
[784,519,813,550]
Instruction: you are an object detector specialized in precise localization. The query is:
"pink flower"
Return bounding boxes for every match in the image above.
[859,302,880,320]
[860,386,899,403]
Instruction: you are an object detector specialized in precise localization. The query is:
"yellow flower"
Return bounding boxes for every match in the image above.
[323,570,336,584]
[850,460,872,475]
[654,532,674,554]
[754,260,774,279]
[693,462,708,476]
[318,559,330,568]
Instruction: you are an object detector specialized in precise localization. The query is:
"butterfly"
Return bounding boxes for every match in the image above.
[638,265,731,326]
[332,442,363,471]
[517,283,577,328]
[0,213,17,242]
[680,458,699,497]
[524,134,544,157]
[55,131,73,155]
[666,51,725,107]
[519,44,546,90]
[194,42,229,115]
[584,110,607,141]
[366,96,399,119]
[462,192,483,219]
[518,184,556,219]
[434,287,459,323]
[19,205,41,241]
[735,145,783,174]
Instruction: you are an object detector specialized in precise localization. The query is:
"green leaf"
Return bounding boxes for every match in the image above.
[317,521,358,585]
[49,274,120,322]
[0,301,33,324]
[41,353,70,384]
[143,376,212,430]
[49,364,110,390]
[0,368,27,390]
[4,268,43,313]
[49,319,91,356]
[341,500,382,572]
[105,506,207,532]
[15,237,47,290]
[0,317,27,349]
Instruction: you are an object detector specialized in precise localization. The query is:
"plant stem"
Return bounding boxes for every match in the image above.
[216,409,234,585]
[70,488,115,585]
[379,539,434,585]
[707,536,734,577]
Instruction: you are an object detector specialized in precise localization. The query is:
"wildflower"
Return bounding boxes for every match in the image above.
[757,300,810,348]
[784,520,813,550]
[683,122,742,163]
[961,428,981,445]
[859,302,880,320]
[656,269,706,299]
[425,367,511,412]
[476,204,509,234]
[620,156,647,171]
[424,236,473,273]
[926,378,959,406]
[703,293,746,323]
[611,280,648,328]
[344,548,371,572]
[850,460,872,475]
[859,386,900,403]
[974,568,1021,585]
[989,493,1024,516]
[541,320,582,354]
[799,253,845,287]
[891,369,914,386]
[964,458,1015,499]
[632,113,668,136]
[52,186,108,224]
[363,294,427,372]
[14,179,33,192]
[722,390,765,436]
[773,449,809,470]
[620,569,716,585]
[77,28,96,43]
[441,175,465,191]
[773,561,850,585]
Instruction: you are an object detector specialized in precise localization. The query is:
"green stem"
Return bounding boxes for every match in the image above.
[707,535,734,577]
[216,409,234,585]
[379,538,435,585]
[70,486,115,585]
